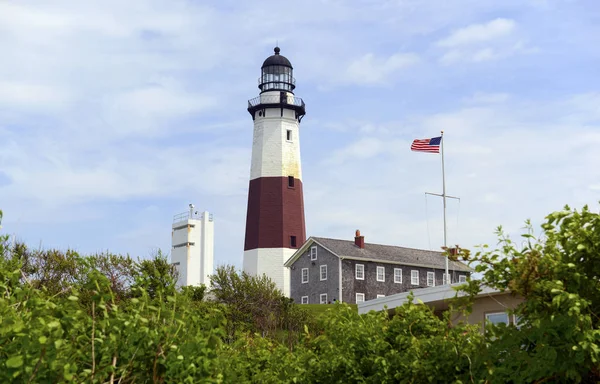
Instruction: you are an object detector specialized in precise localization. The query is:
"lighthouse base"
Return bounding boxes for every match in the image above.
[243,248,294,297]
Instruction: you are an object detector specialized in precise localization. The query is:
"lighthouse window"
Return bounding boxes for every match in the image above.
[290,236,297,247]
[288,176,295,188]
[286,129,292,141]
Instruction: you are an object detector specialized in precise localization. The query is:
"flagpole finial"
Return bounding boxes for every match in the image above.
[441,130,444,134]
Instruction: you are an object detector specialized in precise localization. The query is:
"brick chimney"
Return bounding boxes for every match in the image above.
[354,229,365,249]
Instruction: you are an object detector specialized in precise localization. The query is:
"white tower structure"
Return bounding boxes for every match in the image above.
[171,204,214,288]
[243,47,307,297]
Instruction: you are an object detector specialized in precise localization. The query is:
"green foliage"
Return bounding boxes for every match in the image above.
[209,265,310,345]
[1,205,600,382]
[131,249,178,300]
[460,204,600,382]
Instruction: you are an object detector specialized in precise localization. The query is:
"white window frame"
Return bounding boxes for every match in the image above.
[376,266,385,282]
[356,293,365,303]
[286,129,293,142]
[376,294,385,299]
[411,270,419,285]
[301,268,308,284]
[427,272,435,287]
[394,268,402,283]
[459,275,467,283]
[443,273,451,285]
[485,312,509,326]
[320,293,327,304]
[301,296,308,304]
[513,314,522,329]
[320,265,327,281]
[355,264,365,280]
[310,246,317,260]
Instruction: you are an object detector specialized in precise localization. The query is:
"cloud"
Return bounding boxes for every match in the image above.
[304,92,600,253]
[342,53,420,86]
[437,18,517,48]
[0,81,72,110]
[435,18,538,64]
[0,0,598,271]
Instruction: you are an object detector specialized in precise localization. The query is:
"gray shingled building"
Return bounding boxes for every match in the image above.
[283,231,472,304]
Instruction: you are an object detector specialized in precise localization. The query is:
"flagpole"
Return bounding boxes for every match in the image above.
[441,131,449,284]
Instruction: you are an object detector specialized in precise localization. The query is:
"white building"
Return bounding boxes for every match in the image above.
[171,204,214,288]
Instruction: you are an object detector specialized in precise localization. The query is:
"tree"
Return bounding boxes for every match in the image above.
[460,204,600,383]
[131,249,178,300]
[209,265,306,342]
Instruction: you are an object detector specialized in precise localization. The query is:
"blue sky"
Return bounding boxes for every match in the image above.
[1,0,599,269]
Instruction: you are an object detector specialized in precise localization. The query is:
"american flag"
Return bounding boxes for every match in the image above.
[410,136,442,153]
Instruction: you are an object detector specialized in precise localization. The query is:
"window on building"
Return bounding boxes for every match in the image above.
[301,268,308,283]
[356,293,365,303]
[290,235,297,247]
[310,246,317,260]
[513,314,523,329]
[427,272,435,287]
[286,129,292,141]
[301,296,308,304]
[394,268,402,283]
[376,266,385,282]
[288,176,295,188]
[459,275,467,283]
[411,270,419,285]
[320,293,328,304]
[443,273,451,285]
[376,294,385,299]
[355,264,364,280]
[320,265,327,281]
[485,312,509,326]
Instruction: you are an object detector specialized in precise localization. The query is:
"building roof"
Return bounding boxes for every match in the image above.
[284,236,472,272]
[357,283,503,314]
[262,47,293,68]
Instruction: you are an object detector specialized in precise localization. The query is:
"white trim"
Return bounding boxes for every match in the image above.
[310,246,317,260]
[443,273,451,285]
[357,284,504,314]
[394,268,402,283]
[411,270,419,285]
[376,266,385,282]
[355,264,365,280]
[356,293,365,303]
[427,271,435,287]
[320,264,327,281]
[334,255,472,272]
[320,293,328,304]
[376,294,385,298]
[338,257,343,303]
[301,296,308,304]
[301,268,308,284]
[485,312,509,325]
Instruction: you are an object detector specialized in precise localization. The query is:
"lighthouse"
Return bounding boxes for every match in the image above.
[243,47,307,296]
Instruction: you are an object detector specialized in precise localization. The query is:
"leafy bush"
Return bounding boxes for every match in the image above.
[1,205,599,383]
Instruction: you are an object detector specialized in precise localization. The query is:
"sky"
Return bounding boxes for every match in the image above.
[1,0,599,270]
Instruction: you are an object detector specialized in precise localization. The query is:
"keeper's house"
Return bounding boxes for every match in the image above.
[284,230,472,304]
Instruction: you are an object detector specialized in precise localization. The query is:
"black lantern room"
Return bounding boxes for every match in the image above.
[259,47,295,93]
[248,47,305,121]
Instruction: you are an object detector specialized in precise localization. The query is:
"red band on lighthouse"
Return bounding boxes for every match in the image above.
[244,176,306,251]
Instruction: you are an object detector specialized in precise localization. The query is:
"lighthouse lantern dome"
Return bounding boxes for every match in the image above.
[259,47,295,93]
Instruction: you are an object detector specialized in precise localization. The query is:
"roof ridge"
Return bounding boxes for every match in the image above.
[312,236,443,254]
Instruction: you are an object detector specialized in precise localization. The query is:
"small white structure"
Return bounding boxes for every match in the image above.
[171,204,214,288]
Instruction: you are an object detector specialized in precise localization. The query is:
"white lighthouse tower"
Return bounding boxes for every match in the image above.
[171,204,214,288]
[243,47,307,297]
